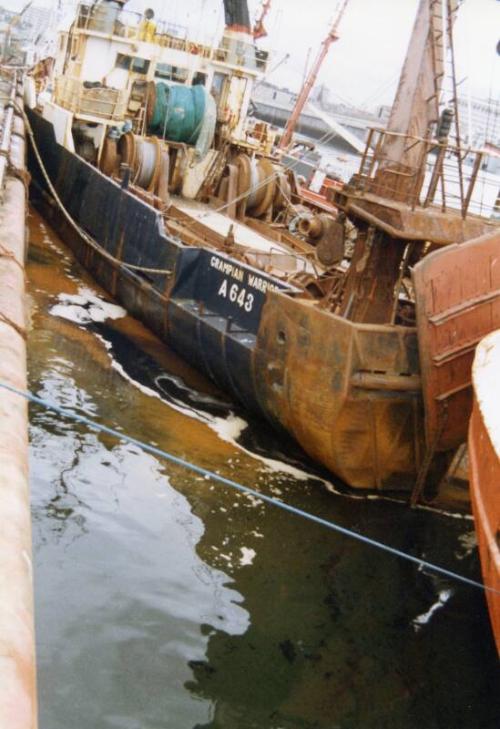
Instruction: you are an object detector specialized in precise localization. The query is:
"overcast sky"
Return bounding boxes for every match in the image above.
[9,0,500,109]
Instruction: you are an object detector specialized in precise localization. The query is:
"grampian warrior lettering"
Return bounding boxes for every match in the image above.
[247,274,279,293]
[210,255,244,282]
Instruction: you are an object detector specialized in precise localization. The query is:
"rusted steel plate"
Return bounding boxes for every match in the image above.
[468,330,500,657]
[413,229,500,451]
[255,292,423,490]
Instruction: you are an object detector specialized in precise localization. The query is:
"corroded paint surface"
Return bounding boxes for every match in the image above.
[469,331,500,657]
[27,105,492,499]
[255,293,423,490]
[413,229,500,452]
[342,195,494,245]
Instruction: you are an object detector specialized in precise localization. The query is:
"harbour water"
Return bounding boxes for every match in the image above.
[27,208,499,729]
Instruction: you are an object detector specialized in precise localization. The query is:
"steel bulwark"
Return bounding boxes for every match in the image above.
[413,229,500,452]
[254,292,424,490]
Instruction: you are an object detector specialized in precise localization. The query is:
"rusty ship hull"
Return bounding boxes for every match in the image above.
[29,109,432,493]
[24,0,500,509]
[469,331,500,656]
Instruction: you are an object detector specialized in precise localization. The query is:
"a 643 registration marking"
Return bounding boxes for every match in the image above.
[217,279,255,312]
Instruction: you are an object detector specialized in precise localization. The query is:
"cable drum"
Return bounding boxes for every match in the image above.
[134,137,161,190]
[273,171,291,212]
[247,157,262,209]
[148,83,214,148]
[98,137,118,176]
[251,158,275,217]
[110,132,162,192]
[118,131,136,170]
[234,154,276,217]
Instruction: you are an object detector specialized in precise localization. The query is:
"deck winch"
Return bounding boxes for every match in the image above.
[221,153,290,219]
[298,213,345,266]
[147,83,216,155]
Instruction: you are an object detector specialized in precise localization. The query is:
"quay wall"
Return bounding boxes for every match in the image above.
[0,71,37,729]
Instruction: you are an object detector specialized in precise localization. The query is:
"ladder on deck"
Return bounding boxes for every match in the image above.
[426,0,467,215]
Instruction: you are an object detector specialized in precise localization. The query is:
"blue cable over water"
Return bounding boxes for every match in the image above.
[2,380,498,597]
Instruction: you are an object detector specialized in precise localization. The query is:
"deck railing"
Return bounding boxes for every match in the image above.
[354,128,499,219]
[54,76,127,120]
[74,3,268,72]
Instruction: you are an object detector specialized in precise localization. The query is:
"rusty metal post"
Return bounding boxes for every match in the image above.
[358,127,374,176]
[0,73,38,729]
[423,144,446,207]
[462,151,482,218]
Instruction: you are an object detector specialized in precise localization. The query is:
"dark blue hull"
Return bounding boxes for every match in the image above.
[27,109,290,422]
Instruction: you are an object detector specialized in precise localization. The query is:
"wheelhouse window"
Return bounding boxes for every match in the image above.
[131,57,150,74]
[115,54,150,74]
[192,72,207,87]
[211,71,226,105]
[154,63,188,83]
[115,53,131,70]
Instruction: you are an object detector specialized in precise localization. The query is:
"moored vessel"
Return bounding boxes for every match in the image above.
[469,330,500,656]
[25,0,500,505]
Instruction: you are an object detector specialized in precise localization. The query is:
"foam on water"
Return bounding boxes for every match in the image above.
[50,287,126,325]
[239,547,256,567]
[47,280,473,518]
[412,589,453,630]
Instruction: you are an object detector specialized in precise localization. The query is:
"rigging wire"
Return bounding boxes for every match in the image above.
[359,71,400,111]
[1,380,497,598]
[17,100,173,275]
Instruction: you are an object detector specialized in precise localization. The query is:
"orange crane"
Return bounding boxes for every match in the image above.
[278,0,350,150]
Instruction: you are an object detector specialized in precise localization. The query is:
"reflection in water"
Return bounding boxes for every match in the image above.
[27,209,500,729]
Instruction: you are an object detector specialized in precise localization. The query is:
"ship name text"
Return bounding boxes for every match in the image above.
[210,255,280,293]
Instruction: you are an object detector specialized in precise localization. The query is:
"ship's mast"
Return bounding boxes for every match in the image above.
[253,0,272,40]
[379,0,459,174]
[223,0,252,33]
[330,0,488,328]
[278,0,350,150]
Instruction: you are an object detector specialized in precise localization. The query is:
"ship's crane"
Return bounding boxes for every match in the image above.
[278,0,350,150]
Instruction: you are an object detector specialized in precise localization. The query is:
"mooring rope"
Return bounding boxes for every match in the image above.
[1,380,497,597]
[15,101,173,276]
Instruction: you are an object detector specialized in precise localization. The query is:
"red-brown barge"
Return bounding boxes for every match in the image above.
[469,330,500,657]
